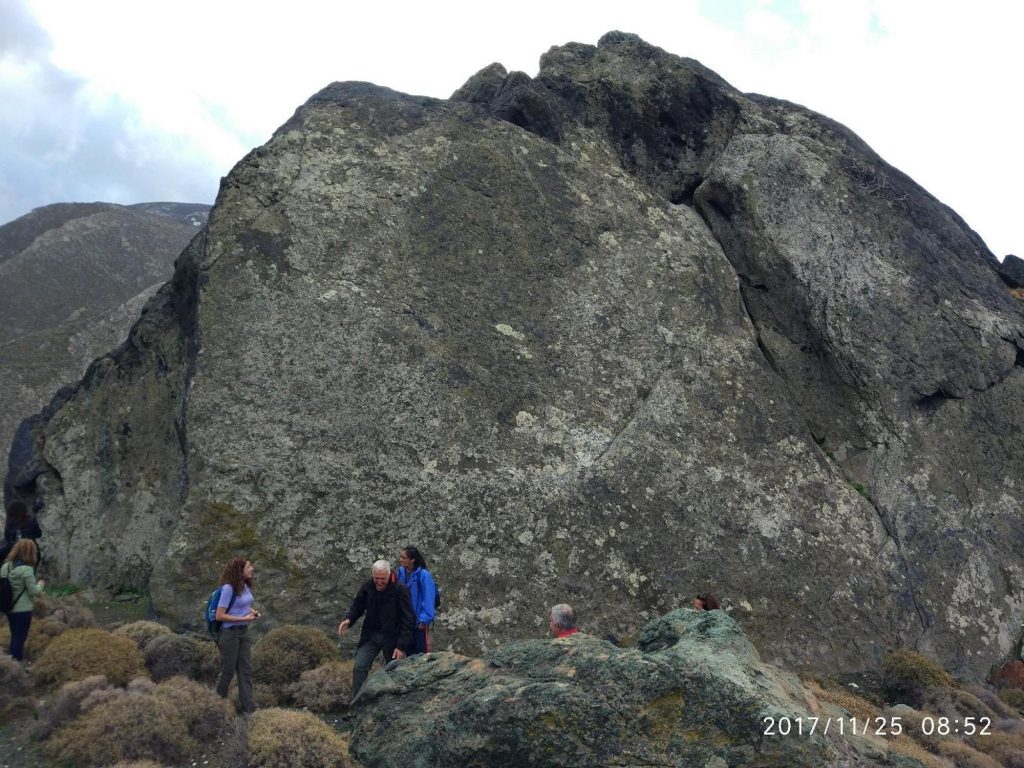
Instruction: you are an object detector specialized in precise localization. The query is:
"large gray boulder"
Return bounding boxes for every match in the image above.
[8,33,1023,679]
[351,609,912,767]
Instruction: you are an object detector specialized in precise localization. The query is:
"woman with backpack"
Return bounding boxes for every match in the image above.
[396,545,437,655]
[214,556,261,713]
[2,539,46,661]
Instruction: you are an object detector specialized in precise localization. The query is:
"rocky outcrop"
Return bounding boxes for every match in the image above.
[9,34,1023,678]
[0,202,209,470]
[351,609,910,767]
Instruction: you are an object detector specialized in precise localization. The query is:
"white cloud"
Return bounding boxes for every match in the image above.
[1,0,1019,257]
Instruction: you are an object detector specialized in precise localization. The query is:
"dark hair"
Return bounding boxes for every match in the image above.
[219,557,252,594]
[696,593,720,610]
[5,500,29,527]
[402,545,427,570]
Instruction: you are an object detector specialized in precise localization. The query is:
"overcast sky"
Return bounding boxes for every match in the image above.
[1,0,1019,258]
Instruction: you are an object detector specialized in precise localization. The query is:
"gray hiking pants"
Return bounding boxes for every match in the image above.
[216,625,255,713]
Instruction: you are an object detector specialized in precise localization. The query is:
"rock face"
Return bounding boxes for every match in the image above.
[0,202,209,471]
[350,609,905,767]
[8,33,1023,677]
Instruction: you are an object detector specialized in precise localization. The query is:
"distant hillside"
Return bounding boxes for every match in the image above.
[0,202,210,464]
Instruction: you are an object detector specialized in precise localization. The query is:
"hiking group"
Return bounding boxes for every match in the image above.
[207,544,439,713]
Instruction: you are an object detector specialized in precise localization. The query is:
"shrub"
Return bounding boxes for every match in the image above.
[44,692,193,767]
[114,621,172,650]
[42,677,234,767]
[1002,690,1024,713]
[965,684,1019,719]
[151,676,235,742]
[804,679,880,721]
[144,633,219,682]
[0,653,31,696]
[0,616,67,661]
[882,649,952,707]
[968,730,1024,765]
[246,708,346,768]
[106,762,167,768]
[34,628,147,687]
[251,625,339,701]
[34,675,113,739]
[0,654,33,723]
[934,739,1001,768]
[44,600,95,628]
[291,660,354,712]
[886,736,955,768]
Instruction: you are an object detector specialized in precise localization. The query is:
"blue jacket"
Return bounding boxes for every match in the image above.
[396,566,436,626]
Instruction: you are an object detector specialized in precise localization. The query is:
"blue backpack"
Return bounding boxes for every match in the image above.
[204,585,237,636]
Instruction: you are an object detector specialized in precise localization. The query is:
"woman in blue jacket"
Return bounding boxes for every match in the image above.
[396,545,436,655]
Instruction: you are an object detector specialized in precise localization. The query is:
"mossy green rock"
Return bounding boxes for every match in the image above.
[350,609,915,767]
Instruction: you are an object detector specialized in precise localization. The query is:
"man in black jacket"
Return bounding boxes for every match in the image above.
[338,559,415,697]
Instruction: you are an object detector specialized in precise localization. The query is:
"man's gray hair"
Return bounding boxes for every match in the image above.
[549,603,576,630]
[372,559,391,573]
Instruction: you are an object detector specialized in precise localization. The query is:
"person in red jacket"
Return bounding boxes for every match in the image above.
[548,603,579,638]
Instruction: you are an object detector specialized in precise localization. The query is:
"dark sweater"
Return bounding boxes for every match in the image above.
[344,579,414,649]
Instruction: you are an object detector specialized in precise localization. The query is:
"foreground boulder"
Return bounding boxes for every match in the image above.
[9,33,1023,678]
[351,609,909,767]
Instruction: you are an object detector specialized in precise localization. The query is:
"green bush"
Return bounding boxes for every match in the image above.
[290,660,354,712]
[43,677,235,767]
[34,628,147,687]
[144,633,219,682]
[114,621,172,650]
[251,625,339,702]
[881,648,952,706]
[246,708,346,768]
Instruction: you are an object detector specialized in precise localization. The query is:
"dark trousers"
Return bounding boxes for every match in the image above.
[216,626,255,713]
[352,631,398,698]
[6,610,31,661]
[406,625,430,655]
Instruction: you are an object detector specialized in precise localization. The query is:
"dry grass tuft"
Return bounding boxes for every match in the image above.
[0,616,68,661]
[805,679,881,720]
[246,707,346,768]
[886,735,954,768]
[34,628,146,688]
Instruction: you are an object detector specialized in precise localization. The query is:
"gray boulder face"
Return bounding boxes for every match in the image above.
[0,202,209,470]
[9,34,1024,678]
[350,609,909,768]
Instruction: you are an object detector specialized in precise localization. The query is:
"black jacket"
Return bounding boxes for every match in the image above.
[344,578,414,650]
